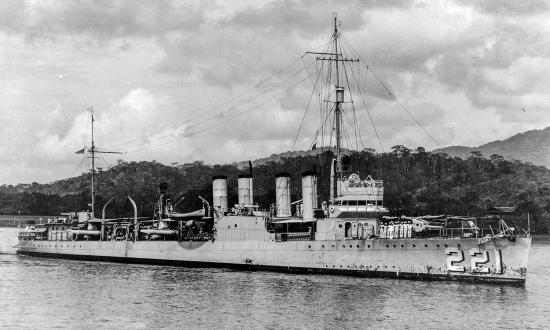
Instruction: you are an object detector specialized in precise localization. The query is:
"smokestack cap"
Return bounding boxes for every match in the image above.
[301,170,317,177]
[238,174,252,179]
[275,172,291,178]
[212,175,227,181]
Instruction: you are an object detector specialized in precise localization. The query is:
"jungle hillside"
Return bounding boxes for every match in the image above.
[1,146,549,233]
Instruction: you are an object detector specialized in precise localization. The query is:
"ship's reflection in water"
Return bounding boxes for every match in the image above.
[1,228,548,329]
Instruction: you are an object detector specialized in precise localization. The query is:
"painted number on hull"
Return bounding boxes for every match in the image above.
[445,248,464,272]
[469,248,489,273]
[445,248,502,274]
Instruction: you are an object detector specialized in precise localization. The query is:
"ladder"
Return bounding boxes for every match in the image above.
[124,239,131,258]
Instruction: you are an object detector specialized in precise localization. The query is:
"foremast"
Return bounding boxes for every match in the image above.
[89,107,96,218]
[77,107,122,219]
[333,14,343,177]
[314,14,359,200]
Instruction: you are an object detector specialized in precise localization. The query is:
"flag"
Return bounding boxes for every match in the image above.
[75,147,86,154]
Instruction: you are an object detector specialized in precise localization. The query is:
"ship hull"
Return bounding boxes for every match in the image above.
[17,236,531,285]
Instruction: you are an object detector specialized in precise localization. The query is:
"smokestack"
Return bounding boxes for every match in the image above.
[238,174,253,205]
[212,175,228,213]
[275,172,291,217]
[301,171,317,221]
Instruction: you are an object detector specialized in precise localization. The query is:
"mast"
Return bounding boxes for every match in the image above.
[307,14,358,199]
[88,107,96,219]
[333,15,342,177]
[78,107,123,219]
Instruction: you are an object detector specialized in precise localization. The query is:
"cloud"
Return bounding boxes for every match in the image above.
[2,0,550,184]
[0,0,206,40]
[458,0,549,17]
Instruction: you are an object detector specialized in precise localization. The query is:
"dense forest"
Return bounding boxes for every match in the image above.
[2,146,550,233]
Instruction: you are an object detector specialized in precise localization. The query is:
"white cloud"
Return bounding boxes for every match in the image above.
[1,0,550,184]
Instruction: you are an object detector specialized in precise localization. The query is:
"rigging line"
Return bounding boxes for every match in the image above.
[322,54,334,148]
[69,153,89,178]
[302,56,316,87]
[99,102,192,150]
[108,57,313,151]
[340,35,440,148]
[341,59,362,151]
[195,55,304,117]
[188,75,311,137]
[317,34,335,147]
[125,75,312,154]
[98,154,113,169]
[183,66,312,132]
[187,57,313,121]
[329,105,335,152]
[341,111,352,151]
[315,54,330,103]
[292,60,325,151]
[302,39,331,87]
[343,110,360,151]
[348,56,385,153]
[113,63,315,151]
[342,46,365,151]
[307,106,335,150]
[126,96,283,155]
[304,59,326,143]
[339,39,375,151]
[316,60,326,126]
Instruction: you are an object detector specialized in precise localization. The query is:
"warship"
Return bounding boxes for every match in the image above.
[17,16,531,285]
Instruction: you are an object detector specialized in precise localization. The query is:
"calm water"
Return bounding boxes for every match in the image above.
[1,227,549,329]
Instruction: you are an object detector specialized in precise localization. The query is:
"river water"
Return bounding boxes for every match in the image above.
[1,227,549,329]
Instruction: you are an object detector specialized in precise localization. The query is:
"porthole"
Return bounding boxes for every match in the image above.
[393,245,396,248]
[338,224,343,228]
[436,244,440,248]
[308,245,311,248]
[457,244,461,248]
[413,244,416,247]
[349,245,352,248]
[444,244,448,248]
[332,245,335,249]
[400,245,404,248]
[424,244,428,248]
[342,245,346,248]
[234,224,237,228]
[386,245,389,248]
[367,245,371,248]
[322,245,325,248]
[356,245,360,248]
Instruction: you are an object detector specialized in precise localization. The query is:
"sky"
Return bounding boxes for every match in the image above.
[1,0,550,184]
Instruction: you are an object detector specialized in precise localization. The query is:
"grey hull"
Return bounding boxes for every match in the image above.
[17,235,531,286]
